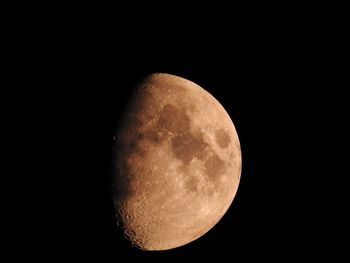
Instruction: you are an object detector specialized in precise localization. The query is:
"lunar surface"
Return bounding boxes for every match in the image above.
[112,73,241,251]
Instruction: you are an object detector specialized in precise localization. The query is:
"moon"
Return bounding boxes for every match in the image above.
[112,73,241,251]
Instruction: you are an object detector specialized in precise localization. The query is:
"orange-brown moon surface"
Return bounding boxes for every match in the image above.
[112,73,242,251]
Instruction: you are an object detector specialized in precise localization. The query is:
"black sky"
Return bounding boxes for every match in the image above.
[14,3,346,261]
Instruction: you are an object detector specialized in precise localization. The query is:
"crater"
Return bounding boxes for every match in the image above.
[171,132,208,165]
[158,104,190,133]
[215,128,231,149]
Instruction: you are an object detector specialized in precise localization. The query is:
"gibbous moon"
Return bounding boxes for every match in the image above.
[112,73,242,251]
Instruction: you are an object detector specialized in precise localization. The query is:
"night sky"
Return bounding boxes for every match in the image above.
[15,3,346,261]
